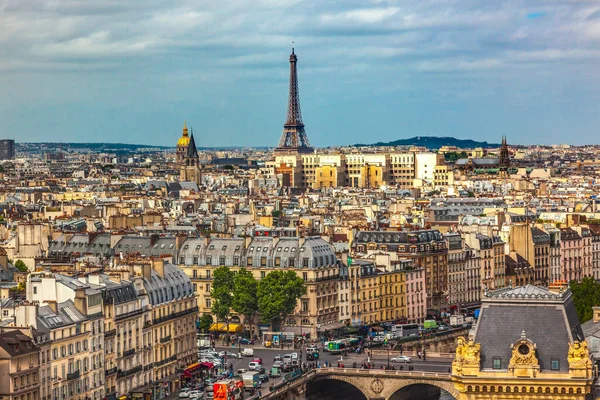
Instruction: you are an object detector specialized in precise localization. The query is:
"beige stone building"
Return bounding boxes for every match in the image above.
[179,236,339,339]
[0,330,41,400]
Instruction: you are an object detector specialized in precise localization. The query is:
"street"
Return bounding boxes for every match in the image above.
[214,345,452,374]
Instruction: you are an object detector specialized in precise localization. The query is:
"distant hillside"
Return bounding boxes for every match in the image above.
[18,142,172,150]
[355,136,500,149]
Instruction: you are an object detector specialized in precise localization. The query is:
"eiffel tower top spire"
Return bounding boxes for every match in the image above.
[275,47,313,155]
[285,46,303,128]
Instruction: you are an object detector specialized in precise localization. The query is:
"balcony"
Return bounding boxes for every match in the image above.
[143,320,152,329]
[114,308,144,321]
[153,306,198,325]
[155,355,177,367]
[105,367,117,376]
[66,370,80,380]
[160,335,172,344]
[122,348,135,357]
[117,365,142,379]
[104,329,116,338]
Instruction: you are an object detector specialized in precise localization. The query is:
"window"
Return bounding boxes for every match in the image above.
[260,257,267,267]
[492,358,501,369]
[206,284,211,293]
[206,270,211,279]
[289,258,295,267]
[206,256,212,265]
[234,257,239,265]
[193,256,199,264]
[33,287,37,295]
[260,271,265,279]
[551,359,560,370]
[219,256,225,265]
[303,258,309,267]
[247,257,253,265]
[205,299,212,308]
[275,257,281,266]
[193,270,197,279]
[303,272,308,281]
[179,257,184,264]
[302,302,308,312]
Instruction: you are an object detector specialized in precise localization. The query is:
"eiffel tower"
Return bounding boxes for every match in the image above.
[274,48,314,155]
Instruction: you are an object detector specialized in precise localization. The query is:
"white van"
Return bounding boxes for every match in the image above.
[242,348,254,357]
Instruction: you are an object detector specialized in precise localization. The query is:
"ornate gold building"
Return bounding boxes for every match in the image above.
[176,122,202,185]
[452,285,594,399]
[176,122,190,164]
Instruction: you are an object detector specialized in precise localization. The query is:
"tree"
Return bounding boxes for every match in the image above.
[570,277,600,323]
[210,266,234,336]
[14,260,28,273]
[257,270,306,337]
[232,268,258,339]
[198,313,214,333]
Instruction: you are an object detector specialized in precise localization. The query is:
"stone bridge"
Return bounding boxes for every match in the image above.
[264,368,458,400]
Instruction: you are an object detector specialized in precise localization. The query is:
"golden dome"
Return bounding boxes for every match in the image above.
[177,121,190,147]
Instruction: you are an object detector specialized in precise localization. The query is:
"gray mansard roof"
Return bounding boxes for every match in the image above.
[114,236,177,258]
[37,299,88,333]
[144,262,194,306]
[177,236,336,269]
[178,238,245,267]
[474,285,583,373]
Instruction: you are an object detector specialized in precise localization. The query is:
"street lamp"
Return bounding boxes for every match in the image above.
[386,343,391,369]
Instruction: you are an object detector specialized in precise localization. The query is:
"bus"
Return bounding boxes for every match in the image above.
[393,323,419,338]
[197,333,212,349]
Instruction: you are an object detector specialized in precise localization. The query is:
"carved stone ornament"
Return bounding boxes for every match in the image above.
[568,340,592,369]
[371,378,384,394]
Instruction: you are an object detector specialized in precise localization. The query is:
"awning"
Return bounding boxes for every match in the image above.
[209,323,242,333]
[317,322,346,332]
[200,362,214,369]
[282,326,306,335]
[370,326,384,332]
[185,362,201,373]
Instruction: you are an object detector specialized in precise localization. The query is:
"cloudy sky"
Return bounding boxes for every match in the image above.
[1,0,600,147]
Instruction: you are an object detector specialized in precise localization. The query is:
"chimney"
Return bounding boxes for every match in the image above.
[593,306,600,324]
[175,235,187,253]
[47,300,58,314]
[548,280,568,294]
[74,288,87,315]
[152,258,165,278]
[142,263,152,280]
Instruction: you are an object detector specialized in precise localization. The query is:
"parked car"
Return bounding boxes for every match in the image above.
[259,374,269,383]
[273,360,283,368]
[218,351,239,358]
[236,368,248,374]
[252,357,263,364]
[179,388,191,398]
[306,346,319,353]
[391,355,412,363]
[241,348,254,357]
[238,338,252,345]
[249,361,261,371]
[290,353,298,360]
[189,390,203,399]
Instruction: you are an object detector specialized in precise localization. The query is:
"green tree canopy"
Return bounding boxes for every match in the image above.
[198,313,214,332]
[14,260,28,273]
[257,270,306,331]
[210,266,234,324]
[232,268,258,335]
[570,277,600,323]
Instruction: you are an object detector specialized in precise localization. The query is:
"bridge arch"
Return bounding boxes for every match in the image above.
[388,382,458,400]
[306,375,369,400]
[307,370,460,400]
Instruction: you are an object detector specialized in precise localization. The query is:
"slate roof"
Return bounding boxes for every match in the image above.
[474,285,583,372]
[0,330,39,358]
